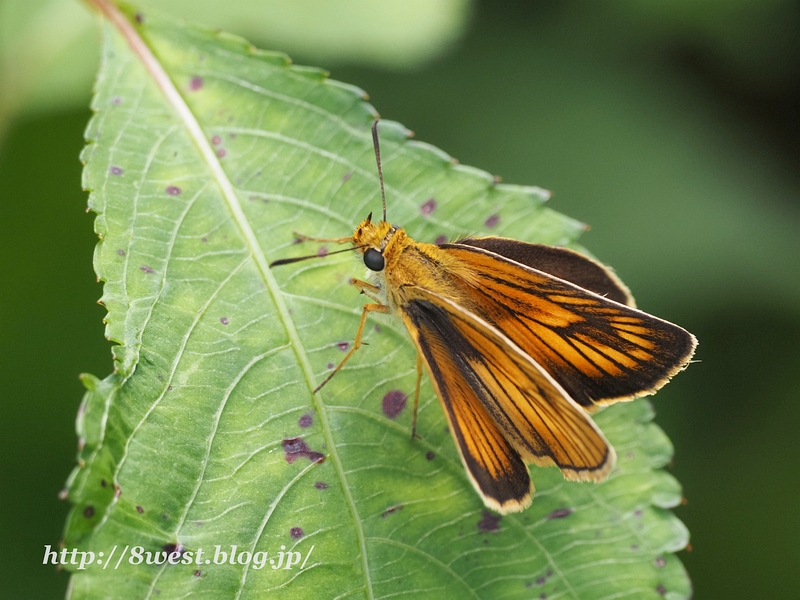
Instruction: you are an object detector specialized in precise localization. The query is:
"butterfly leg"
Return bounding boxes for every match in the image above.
[352,278,380,293]
[410,351,423,440]
[313,303,390,393]
[351,278,382,303]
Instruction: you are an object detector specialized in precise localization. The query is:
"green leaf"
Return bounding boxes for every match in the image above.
[63,4,691,598]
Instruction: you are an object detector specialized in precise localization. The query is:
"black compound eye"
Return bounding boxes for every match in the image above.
[363,248,385,272]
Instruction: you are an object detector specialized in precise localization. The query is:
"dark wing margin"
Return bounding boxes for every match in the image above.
[453,237,634,307]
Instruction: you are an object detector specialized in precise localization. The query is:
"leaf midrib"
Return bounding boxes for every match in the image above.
[93,1,374,596]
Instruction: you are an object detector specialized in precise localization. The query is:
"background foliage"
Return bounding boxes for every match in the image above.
[1,0,798,598]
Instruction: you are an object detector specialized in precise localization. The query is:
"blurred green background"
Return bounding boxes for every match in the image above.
[1,0,798,597]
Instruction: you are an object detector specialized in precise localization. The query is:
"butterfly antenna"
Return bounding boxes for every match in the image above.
[270,245,367,267]
[371,120,387,222]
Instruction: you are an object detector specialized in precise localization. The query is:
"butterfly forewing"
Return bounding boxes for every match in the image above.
[439,244,697,409]
[404,308,534,513]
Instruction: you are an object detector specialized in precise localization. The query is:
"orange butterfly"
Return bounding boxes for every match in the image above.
[272,121,696,514]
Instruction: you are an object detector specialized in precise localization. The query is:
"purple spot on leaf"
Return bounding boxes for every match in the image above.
[109,165,123,176]
[220,317,229,325]
[426,451,435,460]
[100,479,107,488]
[140,265,154,274]
[341,172,352,182]
[317,246,328,257]
[290,527,304,539]
[656,585,666,596]
[327,362,334,369]
[314,481,329,490]
[337,341,349,351]
[655,556,666,568]
[381,505,403,518]
[634,509,643,518]
[201,237,207,243]
[83,505,95,518]
[547,508,573,520]
[536,576,546,586]
[420,198,437,215]
[117,249,125,256]
[217,148,226,158]
[166,185,181,196]
[111,96,122,105]
[434,235,447,245]
[135,12,143,23]
[136,505,144,514]
[211,135,221,145]
[374,324,381,332]
[282,437,325,464]
[477,511,501,533]
[193,570,202,577]
[163,543,186,557]
[382,390,407,419]
[298,414,312,428]
[485,214,500,228]
[189,76,203,91]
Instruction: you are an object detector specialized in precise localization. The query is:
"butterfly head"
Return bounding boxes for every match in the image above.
[352,212,397,272]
